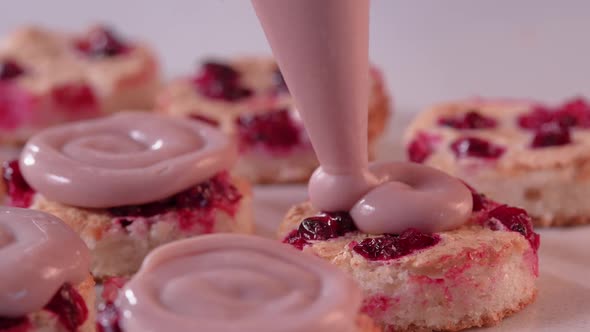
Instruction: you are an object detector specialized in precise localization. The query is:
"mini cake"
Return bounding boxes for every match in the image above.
[156,57,391,183]
[0,207,95,332]
[3,112,253,279]
[279,162,539,332]
[96,234,381,332]
[0,25,160,145]
[404,97,590,226]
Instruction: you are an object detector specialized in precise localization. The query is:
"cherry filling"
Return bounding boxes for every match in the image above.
[438,111,497,129]
[450,137,505,159]
[407,132,439,163]
[530,122,572,148]
[108,172,241,232]
[519,99,590,130]
[487,205,540,251]
[0,284,87,332]
[0,60,25,80]
[75,26,130,58]
[2,160,35,208]
[51,83,98,115]
[283,212,357,249]
[193,62,252,101]
[352,229,440,261]
[236,109,302,153]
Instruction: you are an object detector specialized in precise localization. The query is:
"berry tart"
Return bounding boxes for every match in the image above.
[279,162,540,332]
[3,112,253,279]
[0,25,160,145]
[156,57,391,183]
[96,234,381,332]
[0,207,95,332]
[404,97,590,227]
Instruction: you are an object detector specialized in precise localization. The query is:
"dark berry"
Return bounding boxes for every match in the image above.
[3,160,35,208]
[51,83,98,115]
[450,137,505,159]
[555,98,590,128]
[236,109,301,152]
[487,205,540,251]
[0,316,29,331]
[0,60,25,80]
[438,111,497,129]
[193,62,252,101]
[44,283,88,332]
[76,27,130,58]
[353,228,440,261]
[530,122,572,148]
[518,106,554,130]
[298,212,356,241]
[283,229,309,250]
[407,132,438,163]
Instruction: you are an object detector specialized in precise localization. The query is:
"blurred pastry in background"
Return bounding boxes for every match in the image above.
[0,25,160,145]
[157,57,391,184]
[404,97,590,227]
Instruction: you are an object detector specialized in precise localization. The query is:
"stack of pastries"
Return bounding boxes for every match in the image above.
[4,23,585,332]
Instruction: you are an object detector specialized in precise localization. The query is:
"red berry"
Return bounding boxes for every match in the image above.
[0,60,25,80]
[407,132,439,163]
[450,137,505,159]
[2,160,35,208]
[193,62,252,101]
[352,228,440,261]
[438,111,497,129]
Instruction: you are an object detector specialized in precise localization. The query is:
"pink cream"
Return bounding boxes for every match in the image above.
[19,112,236,208]
[0,207,90,317]
[252,0,472,233]
[118,234,362,332]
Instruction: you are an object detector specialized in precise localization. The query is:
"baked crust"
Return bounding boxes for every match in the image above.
[31,176,253,279]
[280,201,538,332]
[404,98,590,227]
[157,57,391,184]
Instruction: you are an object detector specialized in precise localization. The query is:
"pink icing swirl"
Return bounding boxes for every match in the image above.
[118,234,362,332]
[0,207,90,317]
[19,112,236,208]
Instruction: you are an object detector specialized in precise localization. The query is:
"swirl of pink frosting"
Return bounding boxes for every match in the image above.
[19,112,236,208]
[0,207,90,317]
[349,162,472,234]
[118,234,362,332]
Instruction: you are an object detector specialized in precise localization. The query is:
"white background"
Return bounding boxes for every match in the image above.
[1,0,589,114]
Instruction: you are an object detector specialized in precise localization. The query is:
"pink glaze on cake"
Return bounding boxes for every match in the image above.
[118,234,362,332]
[19,112,236,208]
[252,0,472,233]
[0,207,90,317]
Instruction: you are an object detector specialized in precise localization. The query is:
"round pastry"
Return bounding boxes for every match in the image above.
[3,112,253,279]
[96,234,381,332]
[156,57,391,184]
[0,207,95,332]
[404,97,590,227]
[0,25,160,145]
[279,162,539,332]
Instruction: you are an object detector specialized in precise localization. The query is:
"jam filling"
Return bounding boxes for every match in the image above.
[236,109,303,153]
[193,62,252,101]
[450,137,505,159]
[2,163,242,234]
[407,132,439,163]
[0,60,25,81]
[0,283,88,332]
[438,111,497,130]
[75,26,130,58]
[50,83,99,116]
